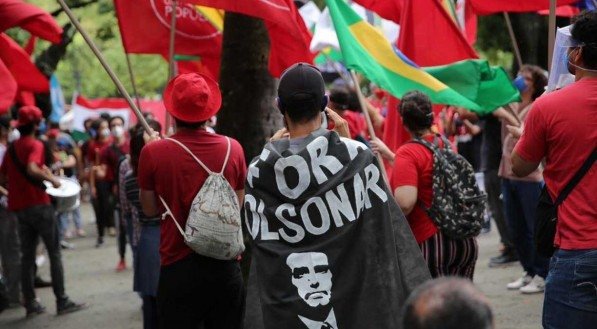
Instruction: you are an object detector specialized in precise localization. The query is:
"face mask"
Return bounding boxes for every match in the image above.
[112,125,124,138]
[512,76,527,93]
[89,129,97,139]
[100,128,111,138]
[8,129,20,143]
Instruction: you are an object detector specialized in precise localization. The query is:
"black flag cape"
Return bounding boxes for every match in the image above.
[243,129,430,329]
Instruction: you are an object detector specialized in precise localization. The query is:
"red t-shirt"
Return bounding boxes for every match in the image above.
[0,136,51,211]
[342,110,366,140]
[100,141,130,183]
[514,78,597,250]
[138,130,247,266]
[85,139,111,164]
[390,135,440,244]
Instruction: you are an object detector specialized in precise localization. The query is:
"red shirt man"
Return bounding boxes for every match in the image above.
[138,72,246,328]
[513,77,597,250]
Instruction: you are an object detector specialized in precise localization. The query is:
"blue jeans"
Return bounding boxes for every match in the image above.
[502,179,550,278]
[543,249,597,329]
[57,207,82,240]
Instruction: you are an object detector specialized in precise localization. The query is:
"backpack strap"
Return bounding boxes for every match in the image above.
[165,137,216,175]
[219,137,232,175]
[158,195,186,237]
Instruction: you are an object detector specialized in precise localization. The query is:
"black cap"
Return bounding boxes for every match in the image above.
[278,63,325,110]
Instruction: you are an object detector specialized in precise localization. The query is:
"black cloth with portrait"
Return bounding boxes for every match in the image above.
[243,129,430,329]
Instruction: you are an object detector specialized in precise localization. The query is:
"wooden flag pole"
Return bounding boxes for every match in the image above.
[503,12,524,69]
[55,0,153,134]
[165,0,178,134]
[350,70,389,185]
[124,53,143,112]
[548,0,557,72]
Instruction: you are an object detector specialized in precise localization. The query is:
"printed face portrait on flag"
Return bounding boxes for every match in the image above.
[244,130,431,329]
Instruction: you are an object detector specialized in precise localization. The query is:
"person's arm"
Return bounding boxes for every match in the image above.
[511,152,541,177]
[27,162,60,188]
[140,189,160,217]
[511,103,546,177]
[394,186,418,215]
[493,107,520,127]
[235,190,245,207]
[454,107,480,123]
[370,137,395,165]
[365,100,384,132]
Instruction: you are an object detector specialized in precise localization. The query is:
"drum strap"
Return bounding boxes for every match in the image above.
[8,143,46,190]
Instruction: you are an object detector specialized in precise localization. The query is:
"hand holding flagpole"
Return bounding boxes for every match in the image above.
[55,0,153,135]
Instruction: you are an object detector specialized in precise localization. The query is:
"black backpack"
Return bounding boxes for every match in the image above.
[412,135,486,239]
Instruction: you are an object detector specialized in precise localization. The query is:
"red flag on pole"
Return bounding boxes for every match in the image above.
[398,0,478,66]
[115,0,222,58]
[470,0,579,15]
[180,0,314,76]
[0,59,17,113]
[0,0,63,44]
[352,0,403,24]
[0,34,49,93]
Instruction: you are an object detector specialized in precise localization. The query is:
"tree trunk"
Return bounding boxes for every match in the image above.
[217,13,283,162]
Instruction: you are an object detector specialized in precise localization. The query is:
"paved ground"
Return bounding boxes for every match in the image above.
[0,203,544,328]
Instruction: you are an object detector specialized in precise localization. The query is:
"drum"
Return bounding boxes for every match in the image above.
[44,177,81,213]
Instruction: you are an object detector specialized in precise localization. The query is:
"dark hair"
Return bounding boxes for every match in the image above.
[279,95,322,124]
[100,112,111,121]
[329,86,350,110]
[403,278,494,329]
[174,118,208,130]
[0,115,11,130]
[109,115,125,127]
[132,119,162,136]
[130,130,145,177]
[571,11,597,70]
[520,65,548,101]
[399,91,434,133]
[17,123,36,136]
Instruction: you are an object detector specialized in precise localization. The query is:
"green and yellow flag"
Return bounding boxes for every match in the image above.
[325,0,480,110]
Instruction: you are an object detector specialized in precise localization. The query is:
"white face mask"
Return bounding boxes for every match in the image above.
[100,128,111,138]
[8,129,20,143]
[112,125,125,138]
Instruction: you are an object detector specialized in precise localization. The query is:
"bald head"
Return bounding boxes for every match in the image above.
[403,278,494,329]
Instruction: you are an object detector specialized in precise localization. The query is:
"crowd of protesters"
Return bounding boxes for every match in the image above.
[0,10,595,329]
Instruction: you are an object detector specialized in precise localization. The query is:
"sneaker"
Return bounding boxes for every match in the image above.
[115,259,126,272]
[57,298,87,315]
[25,300,46,318]
[60,240,75,250]
[76,229,87,237]
[34,276,52,288]
[520,276,545,294]
[64,230,73,239]
[108,227,116,237]
[95,237,104,248]
[507,273,533,290]
[488,250,519,268]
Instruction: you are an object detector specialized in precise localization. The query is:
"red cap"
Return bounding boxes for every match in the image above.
[17,106,43,127]
[163,73,222,123]
[47,128,60,139]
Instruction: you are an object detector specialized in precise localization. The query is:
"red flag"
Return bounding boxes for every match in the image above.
[456,0,478,45]
[115,0,222,59]
[352,0,403,24]
[538,5,580,17]
[0,0,62,44]
[470,0,579,15]
[180,0,314,76]
[398,0,478,66]
[0,59,17,113]
[0,34,48,93]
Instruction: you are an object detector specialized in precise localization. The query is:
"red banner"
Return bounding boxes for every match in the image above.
[0,34,49,93]
[0,0,62,44]
[470,0,579,15]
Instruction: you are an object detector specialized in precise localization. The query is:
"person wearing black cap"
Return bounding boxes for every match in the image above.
[244,63,430,328]
[0,106,86,317]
